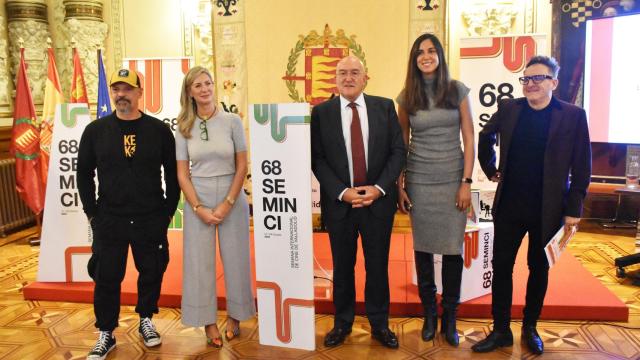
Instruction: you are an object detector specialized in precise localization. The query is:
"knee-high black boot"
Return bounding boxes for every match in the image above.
[414,251,437,341]
[441,254,463,346]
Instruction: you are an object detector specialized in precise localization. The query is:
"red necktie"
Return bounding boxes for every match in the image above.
[348,102,367,186]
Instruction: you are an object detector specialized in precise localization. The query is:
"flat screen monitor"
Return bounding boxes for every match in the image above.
[584,13,640,145]
[590,142,627,184]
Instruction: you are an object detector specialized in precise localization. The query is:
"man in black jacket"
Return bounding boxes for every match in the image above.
[311,56,406,349]
[473,56,591,355]
[78,69,179,360]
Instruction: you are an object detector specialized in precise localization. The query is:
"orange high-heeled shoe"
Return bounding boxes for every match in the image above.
[205,325,223,348]
[225,319,240,341]
[206,336,223,348]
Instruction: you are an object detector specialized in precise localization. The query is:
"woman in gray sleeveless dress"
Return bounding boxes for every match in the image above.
[396,34,474,346]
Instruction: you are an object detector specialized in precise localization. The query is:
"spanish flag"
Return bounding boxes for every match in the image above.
[10,48,44,215]
[70,48,88,105]
[39,47,64,185]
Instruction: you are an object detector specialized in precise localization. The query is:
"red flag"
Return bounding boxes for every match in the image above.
[70,48,89,105]
[10,48,44,215]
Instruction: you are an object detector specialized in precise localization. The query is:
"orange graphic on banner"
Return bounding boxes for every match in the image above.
[128,60,163,114]
[463,231,479,269]
[460,37,502,58]
[144,60,162,114]
[256,281,314,343]
[64,246,92,282]
[181,58,190,75]
[460,36,536,73]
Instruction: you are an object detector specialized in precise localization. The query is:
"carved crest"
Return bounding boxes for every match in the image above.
[282,24,367,105]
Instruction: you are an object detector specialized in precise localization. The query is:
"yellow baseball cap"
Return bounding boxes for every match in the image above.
[109,68,141,88]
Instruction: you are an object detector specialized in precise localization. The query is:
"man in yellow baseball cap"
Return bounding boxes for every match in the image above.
[109,68,141,88]
[80,66,179,360]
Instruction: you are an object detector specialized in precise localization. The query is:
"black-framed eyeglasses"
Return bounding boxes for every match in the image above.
[199,120,208,141]
[518,74,554,85]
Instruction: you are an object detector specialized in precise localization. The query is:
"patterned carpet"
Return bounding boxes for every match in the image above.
[1,224,639,359]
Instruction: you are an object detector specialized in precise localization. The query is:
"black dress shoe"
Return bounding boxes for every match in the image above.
[324,327,351,347]
[371,328,399,349]
[521,326,544,354]
[471,330,514,353]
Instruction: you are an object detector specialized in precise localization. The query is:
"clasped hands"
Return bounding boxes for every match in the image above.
[195,201,232,225]
[342,186,381,208]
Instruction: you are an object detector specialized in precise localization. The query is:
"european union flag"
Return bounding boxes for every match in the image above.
[97,49,111,119]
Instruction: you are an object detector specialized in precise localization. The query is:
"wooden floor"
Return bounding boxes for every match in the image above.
[1,221,640,359]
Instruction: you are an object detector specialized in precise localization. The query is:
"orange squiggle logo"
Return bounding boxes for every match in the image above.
[128,60,163,114]
[503,37,536,73]
[256,281,315,343]
[460,37,502,58]
[460,36,537,73]
[64,246,92,282]
[463,231,479,269]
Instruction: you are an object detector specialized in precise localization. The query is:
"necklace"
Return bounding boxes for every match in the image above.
[197,106,217,121]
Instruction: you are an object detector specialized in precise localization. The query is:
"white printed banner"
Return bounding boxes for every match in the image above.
[250,103,315,350]
[460,35,548,190]
[38,104,92,282]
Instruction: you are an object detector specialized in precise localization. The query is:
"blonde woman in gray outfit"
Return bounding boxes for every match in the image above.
[175,66,255,348]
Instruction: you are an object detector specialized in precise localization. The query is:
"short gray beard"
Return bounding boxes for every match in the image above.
[116,102,132,114]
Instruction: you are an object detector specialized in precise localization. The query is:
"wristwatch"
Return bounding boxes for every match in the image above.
[461,177,473,184]
[226,196,235,205]
[193,203,203,212]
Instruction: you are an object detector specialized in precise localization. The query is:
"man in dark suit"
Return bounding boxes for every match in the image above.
[311,55,406,348]
[473,56,591,355]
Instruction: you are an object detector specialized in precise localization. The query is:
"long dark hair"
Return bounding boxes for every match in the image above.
[402,33,458,114]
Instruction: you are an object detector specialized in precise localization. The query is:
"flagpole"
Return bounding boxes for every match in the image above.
[28,214,42,246]
[29,39,43,246]
[31,39,42,245]
[97,47,101,119]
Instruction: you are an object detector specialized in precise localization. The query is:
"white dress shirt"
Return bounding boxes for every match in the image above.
[337,94,385,200]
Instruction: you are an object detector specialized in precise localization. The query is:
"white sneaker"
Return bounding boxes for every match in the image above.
[139,317,162,347]
[87,331,116,360]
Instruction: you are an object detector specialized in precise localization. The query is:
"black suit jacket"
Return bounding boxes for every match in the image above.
[311,94,406,222]
[478,97,591,242]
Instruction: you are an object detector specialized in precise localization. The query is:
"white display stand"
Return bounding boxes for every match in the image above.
[38,103,92,282]
[249,103,315,350]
